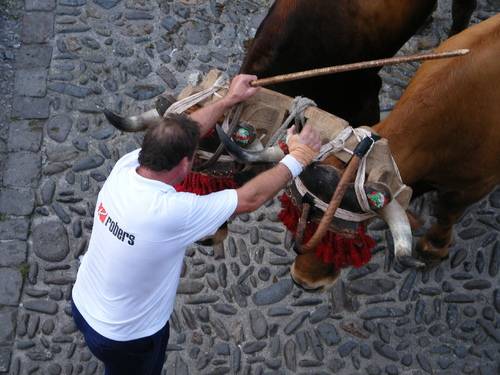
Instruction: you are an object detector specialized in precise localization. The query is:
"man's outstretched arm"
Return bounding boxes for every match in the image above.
[235,124,322,214]
[189,74,259,137]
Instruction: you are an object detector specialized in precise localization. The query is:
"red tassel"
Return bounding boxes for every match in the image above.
[278,193,375,269]
[175,172,238,195]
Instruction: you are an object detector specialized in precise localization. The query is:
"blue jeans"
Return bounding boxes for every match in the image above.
[72,301,170,375]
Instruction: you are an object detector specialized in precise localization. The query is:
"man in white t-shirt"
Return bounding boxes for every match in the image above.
[72,74,322,375]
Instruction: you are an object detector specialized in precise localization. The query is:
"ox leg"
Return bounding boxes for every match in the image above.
[449,0,477,36]
[416,188,483,260]
[195,222,228,246]
[290,252,340,291]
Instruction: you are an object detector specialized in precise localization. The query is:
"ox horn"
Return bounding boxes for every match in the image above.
[216,125,285,163]
[103,108,160,132]
[102,96,174,132]
[378,200,426,268]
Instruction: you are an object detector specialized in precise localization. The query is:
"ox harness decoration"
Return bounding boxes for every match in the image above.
[167,70,411,270]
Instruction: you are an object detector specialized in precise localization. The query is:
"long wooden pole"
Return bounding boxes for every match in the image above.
[250,49,469,87]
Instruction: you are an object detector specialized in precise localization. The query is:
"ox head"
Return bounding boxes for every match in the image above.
[217,125,425,275]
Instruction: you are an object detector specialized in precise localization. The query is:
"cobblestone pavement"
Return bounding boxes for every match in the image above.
[1,0,500,374]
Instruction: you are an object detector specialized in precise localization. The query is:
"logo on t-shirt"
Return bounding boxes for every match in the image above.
[98,203,108,223]
[98,202,135,246]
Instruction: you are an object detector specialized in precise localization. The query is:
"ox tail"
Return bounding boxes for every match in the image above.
[378,200,425,268]
[216,125,285,163]
[103,108,161,132]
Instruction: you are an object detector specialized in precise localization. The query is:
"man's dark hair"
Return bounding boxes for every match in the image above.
[138,113,200,171]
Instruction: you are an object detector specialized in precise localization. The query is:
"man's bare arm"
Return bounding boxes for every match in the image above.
[189,74,258,137]
[235,124,322,214]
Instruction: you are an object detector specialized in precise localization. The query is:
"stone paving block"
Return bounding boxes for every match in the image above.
[0,241,27,267]
[0,218,29,241]
[25,0,56,11]
[0,308,17,343]
[0,269,23,306]
[12,96,50,119]
[0,188,35,216]
[7,121,43,152]
[14,69,47,97]
[21,12,54,44]
[15,45,53,69]
[3,151,41,188]
[0,346,11,373]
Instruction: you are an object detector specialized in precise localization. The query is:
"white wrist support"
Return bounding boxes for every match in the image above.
[279,154,303,178]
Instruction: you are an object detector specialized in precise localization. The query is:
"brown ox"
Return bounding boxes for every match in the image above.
[289,13,500,289]
[240,0,477,126]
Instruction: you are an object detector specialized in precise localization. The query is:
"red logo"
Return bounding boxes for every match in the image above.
[98,203,108,223]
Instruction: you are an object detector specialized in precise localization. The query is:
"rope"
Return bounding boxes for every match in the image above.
[266,96,317,147]
[165,74,229,115]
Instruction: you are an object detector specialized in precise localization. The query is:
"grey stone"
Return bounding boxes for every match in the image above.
[125,84,166,100]
[252,279,294,305]
[25,0,56,10]
[72,154,105,172]
[23,300,58,314]
[212,303,237,315]
[283,339,296,372]
[161,16,178,31]
[94,0,121,9]
[113,41,134,57]
[317,322,341,346]
[90,125,114,140]
[0,218,30,240]
[0,241,27,266]
[489,242,500,277]
[458,227,486,240]
[15,69,48,97]
[40,179,56,204]
[284,311,309,335]
[46,114,73,142]
[0,308,17,342]
[347,278,396,295]
[157,66,178,89]
[22,12,54,44]
[0,188,35,215]
[8,121,43,152]
[51,202,71,224]
[338,340,357,357]
[3,151,41,187]
[125,10,153,20]
[176,280,204,294]
[32,221,69,262]
[360,306,406,320]
[0,347,12,372]
[16,45,53,69]
[373,341,399,362]
[48,82,93,98]
[182,21,211,45]
[12,96,50,119]
[242,341,266,354]
[249,310,267,339]
[0,269,23,305]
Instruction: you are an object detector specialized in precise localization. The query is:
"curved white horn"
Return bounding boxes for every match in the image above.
[378,199,425,268]
[216,125,285,163]
[103,108,160,132]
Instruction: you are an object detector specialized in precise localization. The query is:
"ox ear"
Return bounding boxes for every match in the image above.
[215,125,285,163]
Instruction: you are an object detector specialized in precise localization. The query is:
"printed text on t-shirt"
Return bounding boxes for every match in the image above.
[98,202,135,245]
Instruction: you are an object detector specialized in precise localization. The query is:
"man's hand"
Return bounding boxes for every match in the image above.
[286,124,322,166]
[224,74,259,107]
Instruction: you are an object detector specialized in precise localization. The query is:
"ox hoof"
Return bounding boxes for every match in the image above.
[415,237,450,265]
[290,253,340,292]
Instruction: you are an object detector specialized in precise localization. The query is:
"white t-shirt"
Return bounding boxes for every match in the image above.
[72,149,238,341]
